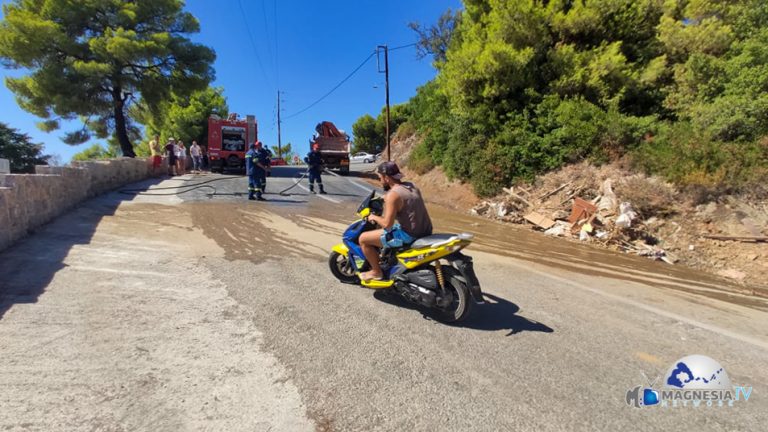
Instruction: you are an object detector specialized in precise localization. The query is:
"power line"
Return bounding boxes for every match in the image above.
[260,0,275,81]
[389,42,418,52]
[282,43,417,120]
[284,51,376,119]
[273,0,279,88]
[236,0,273,90]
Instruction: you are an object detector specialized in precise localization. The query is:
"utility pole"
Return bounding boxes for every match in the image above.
[377,45,391,161]
[277,90,282,159]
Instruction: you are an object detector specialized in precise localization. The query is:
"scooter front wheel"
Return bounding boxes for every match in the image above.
[328,251,361,284]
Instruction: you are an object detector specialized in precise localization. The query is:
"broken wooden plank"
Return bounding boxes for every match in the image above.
[524,211,556,230]
[503,186,531,198]
[514,186,532,196]
[558,187,584,206]
[539,182,571,200]
[702,234,768,243]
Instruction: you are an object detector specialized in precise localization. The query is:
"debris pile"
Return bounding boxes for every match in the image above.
[469,162,767,286]
[470,172,680,263]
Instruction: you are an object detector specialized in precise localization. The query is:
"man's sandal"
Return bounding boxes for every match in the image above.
[359,271,384,282]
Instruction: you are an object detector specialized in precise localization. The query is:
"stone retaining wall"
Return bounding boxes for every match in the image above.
[0,158,154,252]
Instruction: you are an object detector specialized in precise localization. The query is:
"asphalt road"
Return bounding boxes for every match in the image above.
[1,165,766,431]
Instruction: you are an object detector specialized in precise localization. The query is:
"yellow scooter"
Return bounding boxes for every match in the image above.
[329,191,484,322]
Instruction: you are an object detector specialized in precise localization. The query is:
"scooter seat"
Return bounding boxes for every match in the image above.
[410,233,461,249]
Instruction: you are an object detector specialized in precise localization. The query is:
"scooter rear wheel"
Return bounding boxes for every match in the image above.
[433,267,472,323]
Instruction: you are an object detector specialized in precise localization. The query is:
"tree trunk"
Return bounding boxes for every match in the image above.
[113,88,135,158]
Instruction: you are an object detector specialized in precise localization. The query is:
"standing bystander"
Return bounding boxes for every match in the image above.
[165,137,177,176]
[148,134,162,175]
[190,140,202,173]
[176,140,187,175]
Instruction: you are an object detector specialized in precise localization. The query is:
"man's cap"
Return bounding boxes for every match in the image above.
[376,161,403,180]
[168,137,175,141]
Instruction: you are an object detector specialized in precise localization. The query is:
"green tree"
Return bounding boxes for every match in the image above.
[0,122,49,173]
[351,114,381,153]
[351,104,411,154]
[374,103,411,147]
[71,143,116,161]
[409,9,462,64]
[0,0,215,157]
[271,142,292,160]
[396,1,768,195]
[132,86,228,150]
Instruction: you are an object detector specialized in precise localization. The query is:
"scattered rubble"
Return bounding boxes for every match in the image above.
[469,162,768,286]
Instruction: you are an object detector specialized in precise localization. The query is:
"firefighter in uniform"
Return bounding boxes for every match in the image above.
[304,144,326,194]
[262,146,272,192]
[245,141,269,201]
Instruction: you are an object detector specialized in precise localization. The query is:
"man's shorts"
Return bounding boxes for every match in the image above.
[380,223,415,249]
[152,155,162,168]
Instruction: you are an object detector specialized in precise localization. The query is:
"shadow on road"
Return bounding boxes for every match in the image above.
[0,178,163,320]
[373,290,554,336]
[209,192,308,204]
[461,293,554,336]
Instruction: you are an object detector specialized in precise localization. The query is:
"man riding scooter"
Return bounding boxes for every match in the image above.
[358,162,433,281]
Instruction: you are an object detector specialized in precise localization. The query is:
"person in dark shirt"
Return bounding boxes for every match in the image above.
[164,137,177,176]
[245,142,269,201]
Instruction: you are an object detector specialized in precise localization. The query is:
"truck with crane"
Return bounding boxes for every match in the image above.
[311,121,350,175]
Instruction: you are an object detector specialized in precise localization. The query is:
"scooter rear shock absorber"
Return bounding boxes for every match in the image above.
[434,260,445,289]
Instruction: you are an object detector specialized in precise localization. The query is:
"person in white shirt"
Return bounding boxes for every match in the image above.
[190,140,202,173]
[176,141,187,175]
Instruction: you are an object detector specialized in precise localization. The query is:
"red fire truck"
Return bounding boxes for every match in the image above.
[207,114,257,173]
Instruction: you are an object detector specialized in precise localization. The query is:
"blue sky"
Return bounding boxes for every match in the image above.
[0,0,461,162]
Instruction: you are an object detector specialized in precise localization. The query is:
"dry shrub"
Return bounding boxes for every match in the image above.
[534,162,601,192]
[615,175,677,218]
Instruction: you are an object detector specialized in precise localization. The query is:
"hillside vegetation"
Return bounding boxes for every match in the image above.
[358,0,768,197]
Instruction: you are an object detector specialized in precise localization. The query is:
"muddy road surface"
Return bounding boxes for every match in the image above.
[1,167,767,431]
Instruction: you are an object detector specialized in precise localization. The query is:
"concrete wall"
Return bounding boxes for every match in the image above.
[0,158,154,252]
